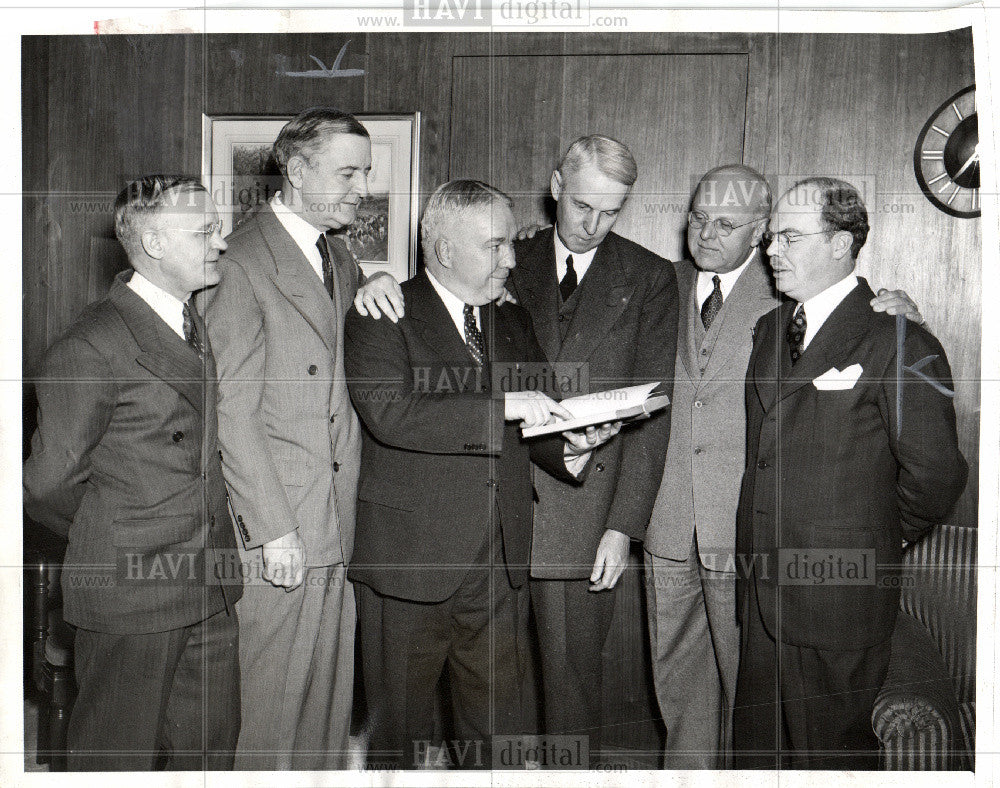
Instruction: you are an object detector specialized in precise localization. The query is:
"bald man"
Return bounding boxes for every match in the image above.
[643,165,921,768]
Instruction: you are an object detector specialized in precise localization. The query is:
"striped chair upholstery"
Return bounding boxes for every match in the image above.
[873,524,976,770]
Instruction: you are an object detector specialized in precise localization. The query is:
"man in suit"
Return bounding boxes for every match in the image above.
[24,175,241,770]
[344,179,619,769]
[509,135,678,760]
[644,166,925,769]
[200,108,403,769]
[734,177,967,769]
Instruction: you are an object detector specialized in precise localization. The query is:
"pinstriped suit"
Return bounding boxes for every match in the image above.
[200,203,364,769]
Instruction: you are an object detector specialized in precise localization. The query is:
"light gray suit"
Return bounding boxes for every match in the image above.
[644,250,777,768]
[199,203,363,769]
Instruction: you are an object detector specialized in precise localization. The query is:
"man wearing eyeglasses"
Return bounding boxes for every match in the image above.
[644,166,921,768]
[24,176,242,769]
[733,177,966,768]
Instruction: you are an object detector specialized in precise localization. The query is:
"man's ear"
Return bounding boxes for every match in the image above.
[749,217,769,247]
[285,155,307,191]
[434,237,451,269]
[830,230,853,261]
[550,170,563,202]
[140,228,165,260]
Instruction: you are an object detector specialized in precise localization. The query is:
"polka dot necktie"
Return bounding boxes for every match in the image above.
[463,304,486,367]
[700,275,723,330]
[787,304,807,365]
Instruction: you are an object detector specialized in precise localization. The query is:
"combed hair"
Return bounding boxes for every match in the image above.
[420,179,514,256]
[792,177,870,258]
[557,135,637,187]
[272,107,369,177]
[113,175,207,258]
[698,164,773,216]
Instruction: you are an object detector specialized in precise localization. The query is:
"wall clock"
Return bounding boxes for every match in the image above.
[913,84,980,218]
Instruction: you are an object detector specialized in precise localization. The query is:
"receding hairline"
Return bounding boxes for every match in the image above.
[694,165,772,216]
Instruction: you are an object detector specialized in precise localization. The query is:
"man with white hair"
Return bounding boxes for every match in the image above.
[345,179,619,769]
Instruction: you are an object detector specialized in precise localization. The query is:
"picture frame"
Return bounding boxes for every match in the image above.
[202,113,420,281]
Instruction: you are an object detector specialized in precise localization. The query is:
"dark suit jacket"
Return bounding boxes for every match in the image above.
[737,278,967,650]
[200,203,364,567]
[511,227,679,577]
[24,271,240,634]
[344,271,580,603]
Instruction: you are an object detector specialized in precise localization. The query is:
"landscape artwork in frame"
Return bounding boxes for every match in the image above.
[202,113,420,280]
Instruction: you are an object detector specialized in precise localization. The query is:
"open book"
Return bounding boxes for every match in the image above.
[521,382,670,438]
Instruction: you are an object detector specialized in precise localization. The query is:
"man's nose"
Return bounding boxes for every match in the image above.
[353,170,369,199]
[765,235,780,257]
[212,231,228,252]
[700,219,718,241]
[499,245,516,269]
[583,211,600,236]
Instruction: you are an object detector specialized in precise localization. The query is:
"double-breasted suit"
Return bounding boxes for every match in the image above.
[734,278,967,768]
[25,271,241,770]
[510,226,678,753]
[344,271,579,767]
[200,202,364,769]
[643,251,777,766]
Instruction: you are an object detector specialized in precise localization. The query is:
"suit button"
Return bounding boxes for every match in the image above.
[486,478,497,488]
[757,460,769,469]
[333,462,341,472]
[595,463,605,472]
[700,368,706,375]
[694,400,703,409]
[172,431,184,442]
[701,349,708,356]
[558,314,566,322]
[694,447,703,455]
[308,365,318,375]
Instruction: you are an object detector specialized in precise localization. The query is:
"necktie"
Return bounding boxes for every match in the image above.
[316,233,335,299]
[182,300,204,360]
[560,254,578,302]
[787,304,807,364]
[700,274,723,330]
[464,304,487,367]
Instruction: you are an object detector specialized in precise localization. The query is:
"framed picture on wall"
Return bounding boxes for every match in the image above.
[202,113,420,281]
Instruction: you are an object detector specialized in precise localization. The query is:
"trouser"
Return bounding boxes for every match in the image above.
[645,537,739,769]
[68,606,240,771]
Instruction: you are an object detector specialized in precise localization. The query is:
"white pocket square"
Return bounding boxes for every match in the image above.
[813,363,863,390]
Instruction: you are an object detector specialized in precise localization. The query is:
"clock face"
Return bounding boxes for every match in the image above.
[913,85,980,218]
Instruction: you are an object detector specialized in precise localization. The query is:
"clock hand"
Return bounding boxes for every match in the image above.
[952,144,980,180]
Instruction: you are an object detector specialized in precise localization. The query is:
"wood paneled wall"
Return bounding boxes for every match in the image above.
[24,29,978,531]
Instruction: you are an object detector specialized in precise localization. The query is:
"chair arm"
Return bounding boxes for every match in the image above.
[873,612,963,770]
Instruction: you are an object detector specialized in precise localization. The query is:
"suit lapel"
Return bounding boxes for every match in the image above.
[753,300,794,414]
[512,228,561,362]
[108,273,205,413]
[675,262,699,383]
[776,280,873,404]
[702,251,775,384]
[257,205,338,353]
[558,236,634,363]
[409,272,481,370]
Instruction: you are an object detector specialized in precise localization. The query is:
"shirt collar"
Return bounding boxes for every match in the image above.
[126,270,187,340]
[271,192,325,279]
[696,247,757,304]
[800,272,858,348]
[554,226,599,281]
[425,268,479,337]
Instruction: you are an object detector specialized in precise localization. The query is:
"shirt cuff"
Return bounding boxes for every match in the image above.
[563,445,591,477]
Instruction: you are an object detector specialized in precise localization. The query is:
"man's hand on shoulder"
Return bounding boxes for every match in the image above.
[515,222,552,242]
[871,287,924,325]
[261,530,305,590]
[355,272,405,323]
[589,529,630,591]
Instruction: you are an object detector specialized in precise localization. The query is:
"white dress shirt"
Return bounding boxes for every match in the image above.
[695,248,756,310]
[426,268,480,336]
[271,192,326,283]
[127,271,186,340]
[799,273,859,350]
[554,228,598,285]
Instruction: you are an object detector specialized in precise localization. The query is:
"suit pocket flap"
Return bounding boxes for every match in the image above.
[357,476,417,512]
[113,516,197,547]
